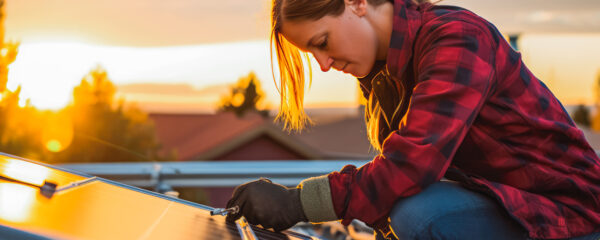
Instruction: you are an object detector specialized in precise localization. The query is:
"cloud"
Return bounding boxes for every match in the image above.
[115,83,232,113]
[117,83,229,96]
[527,11,557,23]
[518,10,600,32]
[442,0,600,33]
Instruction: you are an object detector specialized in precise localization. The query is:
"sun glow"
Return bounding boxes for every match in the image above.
[2,159,50,186]
[46,140,63,153]
[4,39,362,112]
[6,40,278,110]
[0,160,49,223]
[41,114,74,153]
[7,41,101,110]
[0,183,37,223]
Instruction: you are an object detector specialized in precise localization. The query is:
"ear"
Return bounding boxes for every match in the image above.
[345,0,368,17]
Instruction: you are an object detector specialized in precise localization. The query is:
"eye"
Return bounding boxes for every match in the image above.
[317,37,328,50]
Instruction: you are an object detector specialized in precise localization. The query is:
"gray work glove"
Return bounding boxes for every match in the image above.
[226,178,308,232]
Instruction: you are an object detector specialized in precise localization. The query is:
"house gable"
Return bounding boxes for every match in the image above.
[215,134,305,160]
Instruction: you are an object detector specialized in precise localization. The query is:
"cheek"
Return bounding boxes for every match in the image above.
[352,26,378,76]
[351,26,375,55]
[333,15,378,76]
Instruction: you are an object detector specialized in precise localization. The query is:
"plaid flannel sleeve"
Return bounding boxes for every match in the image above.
[298,20,498,226]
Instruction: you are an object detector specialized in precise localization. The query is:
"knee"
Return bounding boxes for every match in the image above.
[388,194,436,238]
[387,182,468,238]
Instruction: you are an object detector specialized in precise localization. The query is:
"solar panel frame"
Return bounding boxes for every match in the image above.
[0,152,93,179]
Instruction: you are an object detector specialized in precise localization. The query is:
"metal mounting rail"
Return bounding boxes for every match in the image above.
[58,160,370,188]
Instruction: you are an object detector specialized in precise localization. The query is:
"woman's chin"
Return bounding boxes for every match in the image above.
[340,64,368,77]
[350,69,369,78]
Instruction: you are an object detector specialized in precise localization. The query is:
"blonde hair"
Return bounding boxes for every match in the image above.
[271,0,428,151]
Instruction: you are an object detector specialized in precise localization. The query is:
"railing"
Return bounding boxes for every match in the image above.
[58,160,370,191]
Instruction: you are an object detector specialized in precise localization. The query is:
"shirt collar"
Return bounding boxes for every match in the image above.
[385,0,423,78]
[358,0,425,94]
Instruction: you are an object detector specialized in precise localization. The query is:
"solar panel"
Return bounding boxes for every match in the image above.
[0,153,314,240]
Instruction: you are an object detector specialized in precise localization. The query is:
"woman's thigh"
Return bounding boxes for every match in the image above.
[388,181,528,240]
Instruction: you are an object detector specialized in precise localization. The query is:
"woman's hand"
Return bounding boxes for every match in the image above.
[226,178,307,232]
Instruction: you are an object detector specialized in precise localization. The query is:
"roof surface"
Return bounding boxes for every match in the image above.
[289,114,378,159]
[150,111,378,161]
[150,112,267,160]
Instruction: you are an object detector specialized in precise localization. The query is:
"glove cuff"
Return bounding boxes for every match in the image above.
[298,175,338,223]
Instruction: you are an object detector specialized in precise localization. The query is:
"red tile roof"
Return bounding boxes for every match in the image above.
[290,115,378,159]
[150,112,267,160]
[150,111,378,161]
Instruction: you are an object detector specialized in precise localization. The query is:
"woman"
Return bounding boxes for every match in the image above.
[226,0,600,239]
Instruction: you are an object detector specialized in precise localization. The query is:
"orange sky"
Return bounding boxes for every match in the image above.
[4,0,272,46]
[519,34,600,105]
[4,0,600,112]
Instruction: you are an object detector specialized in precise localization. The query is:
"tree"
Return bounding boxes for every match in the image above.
[45,66,173,163]
[218,72,269,117]
[0,87,44,158]
[0,0,33,158]
[572,104,591,128]
[0,1,171,162]
[592,70,600,131]
[0,0,18,92]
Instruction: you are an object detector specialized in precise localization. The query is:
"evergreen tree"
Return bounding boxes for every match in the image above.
[572,104,591,128]
[218,72,269,117]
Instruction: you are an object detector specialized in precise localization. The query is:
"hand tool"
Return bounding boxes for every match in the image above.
[210,206,239,216]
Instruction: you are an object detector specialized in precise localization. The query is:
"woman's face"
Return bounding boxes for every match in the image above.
[280,2,381,78]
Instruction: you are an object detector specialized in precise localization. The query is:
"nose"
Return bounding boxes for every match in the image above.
[312,51,334,72]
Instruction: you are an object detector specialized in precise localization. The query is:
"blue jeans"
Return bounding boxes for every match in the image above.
[380,181,600,240]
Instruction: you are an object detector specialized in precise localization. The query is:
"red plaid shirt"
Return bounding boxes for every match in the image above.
[328,0,600,238]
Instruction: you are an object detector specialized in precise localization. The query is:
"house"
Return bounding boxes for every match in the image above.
[148,111,376,206]
[149,111,321,161]
[288,112,378,160]
[149,110,377,161]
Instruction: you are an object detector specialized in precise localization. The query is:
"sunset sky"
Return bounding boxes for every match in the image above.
[4,0,600,112]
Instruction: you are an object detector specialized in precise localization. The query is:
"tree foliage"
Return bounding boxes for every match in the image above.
[572,104,591,128]
[0,87,43,158]
[45,66,172,163]
[0,65,173,162]
[218,72,269,117]
[0,0,32,157]
[0,0,18,92]
[0,1,171,163]
[592,70,600,131]
[0,1,170,163]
